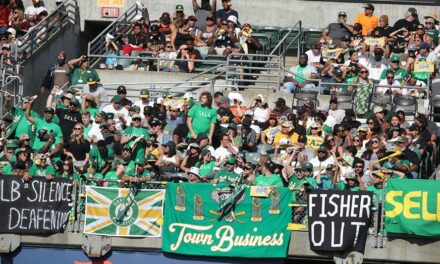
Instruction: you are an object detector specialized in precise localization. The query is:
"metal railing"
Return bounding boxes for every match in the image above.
[18,0,79,63]
[87,3,145,67]
[269,21,302,67]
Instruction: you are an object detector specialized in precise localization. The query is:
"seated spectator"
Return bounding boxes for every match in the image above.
[261,114,280,145]
[371,15,393,38]
[194,13,217,58]
[146,25,166,50]
[156,141,180,173]
[212,156,239,184]
[173,4,186,21]
[353,4,378,36]
[272,98,291,117]
[171,19,194,51]
[29,153,55,181]
[273,121,299,148]
[389,27,411,54]
[409,24,433,48]
[238,23,262,54]
[168,44,195,73]
[9,7,29,37]
[380,54,407,82]
[249,94,271,129]
[309,145,335,177]
[122,24,146,55]
[283,54,318,93]
[180,143,201,173]
[378,71,401,94]
[322,11,353,43]
[213,133,238,162]
[104,38,119,69]
[254,160,283,187]
[337,171,361,191]
[24,0,46,23]
[423,13,440,45]
[211,19,235,54]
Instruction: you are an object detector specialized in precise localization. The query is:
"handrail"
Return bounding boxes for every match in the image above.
[18,0,79,63]
[269,20,302,57]
[87,3,144,67]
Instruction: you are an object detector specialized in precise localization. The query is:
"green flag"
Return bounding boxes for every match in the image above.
[384,178,440,236]
[84,186,164,237]
[162,183,291,258]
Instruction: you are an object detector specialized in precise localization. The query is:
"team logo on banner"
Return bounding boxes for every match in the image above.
[84,186,164,237]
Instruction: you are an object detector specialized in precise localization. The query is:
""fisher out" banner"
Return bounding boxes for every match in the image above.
[0,175,74,234]
[162,183,292,258]
[307,189,373,253]
[385,178,440,236]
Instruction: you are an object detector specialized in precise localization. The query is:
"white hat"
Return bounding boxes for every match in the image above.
[183,92,193,99]
[373,105,384,114]
[105,33,114,42]
[227,15,238,25]
[228,92,247,106]
[188,167,200,177]
[156,97,164,105]
[256,94,266,104]
[6,28,16,35]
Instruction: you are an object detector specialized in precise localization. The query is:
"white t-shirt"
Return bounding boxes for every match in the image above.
[309,156,335,177]
[101,104,129,131]
[24,6,47,17]
[377,79,403,94]
[213,145,238,161]
[305,49,321,65]
[328,109,345,125]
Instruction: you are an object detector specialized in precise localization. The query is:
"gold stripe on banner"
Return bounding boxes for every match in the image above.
[118,226,129,236]
[137,192,164,208]
[84,219,113,233]
[87,206,109,217]
[88,189,112,206]
[139,209,162,219]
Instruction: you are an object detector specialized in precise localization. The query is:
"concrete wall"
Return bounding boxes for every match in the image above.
[22,23,81,111]
[28,0,440,30]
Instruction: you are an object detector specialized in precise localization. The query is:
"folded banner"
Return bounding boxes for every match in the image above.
[385,178,440,236]
[162,183,291,258]
[307,189,373,253]
[0,175,73,234]
[84,186,164,237]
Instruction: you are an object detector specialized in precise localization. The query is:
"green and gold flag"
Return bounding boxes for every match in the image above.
[385,178,440,236]
[84,186,164,237]
[162,183,291,258]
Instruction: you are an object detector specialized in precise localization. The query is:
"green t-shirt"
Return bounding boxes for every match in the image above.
[87,107,99,119]
[367,184,383,204]
[198,161,216,177]
[380,68,408,82]
[104,171,120,188]
[214,169,239,184]
[71,67,100,85]
[57,171,81,182]
[7,107,38,142]
[89,146,114,171]
[254,174,283,187]
[29,164,56,177]
[425,29,439,45]
[2,163,12,175]
[32,118,63,151]
[122,126,150,148]
[187,104,217,137]
[337,182,361,191]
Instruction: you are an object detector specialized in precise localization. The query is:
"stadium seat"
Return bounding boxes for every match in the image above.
[293,90,319,109]
[334,92,354,110]
[393,95,418,118]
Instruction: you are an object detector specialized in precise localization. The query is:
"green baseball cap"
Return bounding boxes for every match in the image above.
[301,162,314,172]
[70,98,80,106]
[396,136,408,143]
[390,54,400,62]
[140,89,150,98]
[112,95,122,103]
[146,154,157,162]
[226,156,237,165]
[132,114,142,120]
[6,139,18,149]
[14,148,26,155]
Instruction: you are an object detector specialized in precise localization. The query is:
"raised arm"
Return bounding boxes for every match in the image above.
[25,97,36,124]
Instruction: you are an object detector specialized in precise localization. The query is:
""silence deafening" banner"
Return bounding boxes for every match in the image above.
[162,183,292,258]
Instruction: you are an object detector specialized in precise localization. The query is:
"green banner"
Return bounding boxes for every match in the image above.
[162,183,291,258]
[84,186,164,237]
[385,178,440,236]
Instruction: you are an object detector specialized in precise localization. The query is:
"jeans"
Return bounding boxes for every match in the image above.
[283,82,316,93]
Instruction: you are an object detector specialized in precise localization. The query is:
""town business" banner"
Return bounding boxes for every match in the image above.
[385,178,440,236]
[162,183,292,258]
[84,186,164,237]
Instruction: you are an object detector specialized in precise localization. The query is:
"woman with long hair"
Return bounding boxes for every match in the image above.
[64,123,90,172]
[169,44,194,73]
[323,133,344,158]
[9,7,29,36]
[249,94,271,130]
[361,135,386,166]
[156,141,180,173]
[261,114,279,144]
[367,117,382,136]
[349,67,373,117]
[56,158,80,182]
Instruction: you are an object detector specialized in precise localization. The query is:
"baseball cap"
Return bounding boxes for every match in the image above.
[61,92,74,99]
[175,4,184,11]
[396,136,408,143]
[44,107,55,114]
[6,139,18,149]
[226,156,237,165]
[196,133,209,142]
[129,105,141,112]
[419,42,430,50]
[112,95,122,103]
[132,114,142,120]
[117,85,127,94]
[233,42,242,50]
[140,89,150,98]
[372,171,385,180]
[163,141,176,147]
[408,123,420,131]
[87,78,97,85]
[364,3,374,11]
[6,28,16,35]
[408,44,416,51]
[318,145,328,152]
[373,105,384,114]
[220,96,230,104]
[151,119,162,126]
[338,11,347,17]
[390,54,400,62]
[14,148,26,155]
[301,162,314,172]
[188,143,200,149]
[146,154,157,162]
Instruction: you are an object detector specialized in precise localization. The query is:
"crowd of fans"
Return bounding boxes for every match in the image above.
[0,2,438,225]
[101,0,262,72]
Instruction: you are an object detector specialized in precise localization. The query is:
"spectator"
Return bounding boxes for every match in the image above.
[254,160,283,187]
[380,54,407,82]
[216,0,238,27]
[272,98,291,117]
[169,44,195,73]
[9,7,29,37]
[180,143,201,173]
[365,47,388,82]
[82,79,108,109]
[283,54,318,93]
[24,0,46,23]
[158,12,172,36]
[322,11,353,43]
[378,71,401,94]
[349,67,373,117]
[156,141,180,173]
[187,92,216,143]
[192,0,216,29]
[423,13,440,45]
[353,3,378,36]
[28,153,55,180]
[40,51,72,93]
[104,38,119,68]
[102,95,129,131]
[409,24,433,48]
[393,10,417,32]
[69,55,100,86]
[213,156,239,184]
[371,15,392,38]
[63,123,90,172]
[146,24,166,50]
[171,19,194,51]
[122,24,146,55]
[194,13,217,58]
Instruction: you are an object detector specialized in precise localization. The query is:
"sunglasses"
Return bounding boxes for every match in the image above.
[417,27,424,30]
[368,122,374,124]
[354,139,361,142]
[63,162,70,165]
[222,23,228,25]
[354,165,364,168]
[182,48,189,51]
[2,47,10,51]
[359,71,368,74]
[133,118,141,121]
[386,76,394,79]
[74,127,82,130]
[318,151,327,154]
[371,140,379,143]
[114,102,121,104]
[311,127,319,130]
[170,110,178,112]
[206,17,214,21]
[327,138,334,141]
[166,46,172,48]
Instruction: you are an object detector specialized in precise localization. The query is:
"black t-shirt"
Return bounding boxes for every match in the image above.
[293,125,307,143]
[372,26,393,38]
[55,108,82,139]
[173,123,190,143]
[185,154,200,169]
[403,148,421,166]
[120,98,132,107]
[412,136,427,152]
[393,19,417,32]
[215,9,239,23]
[65,139,90,161]
[128,34,146,46]
[145,33,166,46]
[217,107,235,123]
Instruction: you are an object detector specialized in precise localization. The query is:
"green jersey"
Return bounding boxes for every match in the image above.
[71,67,100,85]
[367,184,384,204]
[104,171,120,188]
[214,169,239,184]
[380,68,407,82]
[187,104,217,137]
[198,161,216,177]
[32,118,63,151]
[89,146,114,171]
[7,107,38,143]
[337,182,361,191]
[254,174,283,187]
[29,164,56,177]
[2,163,12,175]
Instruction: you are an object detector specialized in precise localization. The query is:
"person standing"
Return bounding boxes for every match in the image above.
[187,91,217,143]
[40,51,72,93]
[69,55,100,86]
[192,0,216,30]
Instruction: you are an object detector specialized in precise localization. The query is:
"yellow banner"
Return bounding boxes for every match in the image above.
[414,61,434,73]
[321,48,343,59]
[97,0,124,7]
[364,37,385,46]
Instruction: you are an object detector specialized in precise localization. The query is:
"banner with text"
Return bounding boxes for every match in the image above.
[385,178,440,236]
[162,183,291,258]
[0,175,73,234]
[84,186,164,237]
[307,189,373,253]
